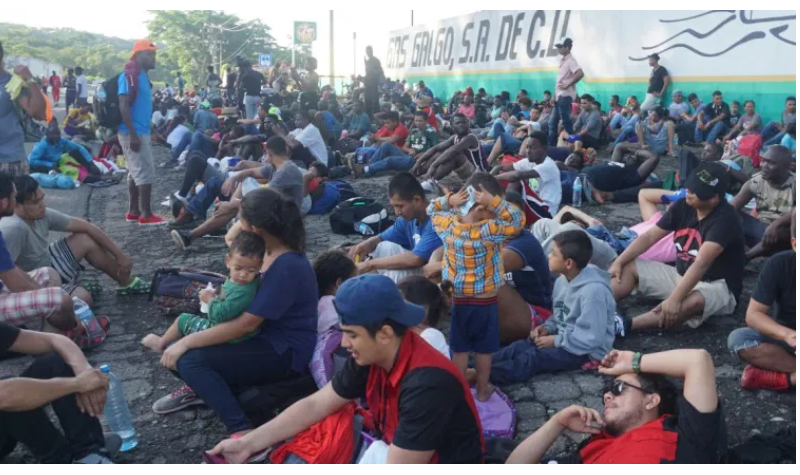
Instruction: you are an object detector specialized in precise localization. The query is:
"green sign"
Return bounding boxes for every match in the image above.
[294,21,317,45]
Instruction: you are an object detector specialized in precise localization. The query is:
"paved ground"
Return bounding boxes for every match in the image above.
[1,141,795,464]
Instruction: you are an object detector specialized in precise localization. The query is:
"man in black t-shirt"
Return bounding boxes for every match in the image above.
[507,349,726,464]
[240,62,265,120]
[728,210,796,392]
[695,91,731,145]
[641,54,670,113]
[0,323,113,463]
[610,162,745,331]
[208,275,483,464]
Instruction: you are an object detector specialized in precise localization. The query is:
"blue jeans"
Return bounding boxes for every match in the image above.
[695,116,728,144]
[609,113,626,130]
[548,96,575,146]
[613,125,638,147]
[728,327,796,357]
[496,132,524,155]
[761,121,787,146]
[176,339,297,434]
[172,131,216,162]
[367,154,415,175]
[490,339,588,386]
[186,177,226,219]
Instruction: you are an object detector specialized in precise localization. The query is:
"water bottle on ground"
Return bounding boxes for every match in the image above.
[572,177,583,208]
[101,365,138,451]
[74,298,106,342]
[355,222,375,236]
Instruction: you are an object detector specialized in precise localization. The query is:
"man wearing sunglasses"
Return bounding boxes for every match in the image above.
[609,162,745,332]
[507,349,726,464]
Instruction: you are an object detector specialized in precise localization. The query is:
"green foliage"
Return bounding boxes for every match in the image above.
[0,22,177,82]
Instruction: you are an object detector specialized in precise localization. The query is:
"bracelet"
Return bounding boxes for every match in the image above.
[632,352,643,374]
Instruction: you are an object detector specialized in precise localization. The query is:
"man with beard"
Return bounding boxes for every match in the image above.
[507,349,726,464]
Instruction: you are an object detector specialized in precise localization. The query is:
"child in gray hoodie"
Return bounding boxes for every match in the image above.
[489,230,616,386]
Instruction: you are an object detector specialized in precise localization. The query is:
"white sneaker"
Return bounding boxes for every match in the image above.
[421,179,436,193]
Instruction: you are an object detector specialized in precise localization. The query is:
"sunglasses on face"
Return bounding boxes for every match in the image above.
[605,379,653,397]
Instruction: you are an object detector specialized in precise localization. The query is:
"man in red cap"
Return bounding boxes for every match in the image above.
[118,40,167,226]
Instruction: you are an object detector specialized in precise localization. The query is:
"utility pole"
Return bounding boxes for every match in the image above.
[329,10,335,87]
[411,10,414,26]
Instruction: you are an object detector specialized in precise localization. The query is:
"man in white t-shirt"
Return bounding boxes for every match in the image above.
[272,109,328,167]
[491,131,562,219]
[74,67,88,107]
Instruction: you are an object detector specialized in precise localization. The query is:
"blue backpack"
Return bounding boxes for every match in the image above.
[309,180,357,215]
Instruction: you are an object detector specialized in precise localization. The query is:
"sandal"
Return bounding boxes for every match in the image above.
[82,282,103,297]
[67,315,111,350]
[116,276,150,296]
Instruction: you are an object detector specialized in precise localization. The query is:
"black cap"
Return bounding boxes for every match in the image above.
[685,162,729,201]
[648,53,661,61]
[555,38,573,49]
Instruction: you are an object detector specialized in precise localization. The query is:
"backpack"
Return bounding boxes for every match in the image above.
[309,180,357,216]
[148,268,226,316]
[96,71,140,129]
[329,197,393,235]
[737,133,763,168]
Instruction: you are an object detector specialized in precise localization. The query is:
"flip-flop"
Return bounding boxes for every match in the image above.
[82,282,103,297]
[116,276,150,296]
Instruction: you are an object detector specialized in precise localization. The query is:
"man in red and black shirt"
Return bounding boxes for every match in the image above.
[507,349,727,464]
[209,274,484,464]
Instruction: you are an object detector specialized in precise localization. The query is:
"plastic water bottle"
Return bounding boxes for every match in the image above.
[355,222,375,236]
[572,177,583,208]
[100,365,138,451]
[361,135,371,147]
[95,84,107,102]
[74,298,106,342]
[200,282,215,314]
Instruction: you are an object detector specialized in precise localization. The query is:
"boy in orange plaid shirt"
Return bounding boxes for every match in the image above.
[428,173,523,401]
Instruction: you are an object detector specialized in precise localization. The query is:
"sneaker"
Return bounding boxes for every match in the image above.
[152,385,204,414]
[125,213,141,223]
[170,193,187,218]
[421,179,436,193]
[172,230,192,251]
[169,210,197,230]
[138,215,168,226]
[740,365,790,391]
[614,313,632,338]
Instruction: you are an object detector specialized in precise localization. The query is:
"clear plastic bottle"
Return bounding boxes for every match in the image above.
[200,282,215,314]
[355,222,375,236]
[74,298,106,342]
[95,84,107,102]
[100,365,138,451]
[572,177,583,208]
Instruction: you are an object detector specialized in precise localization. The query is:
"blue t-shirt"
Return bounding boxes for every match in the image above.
[379,216,442,262]
[347,112,371,136]
[118,70,152,136]
[194,109,219,132]
[0,72,26,163]
[0,230,17,292]
[504,230,553,310]
[247,252,319,373]
[781,133,796,159]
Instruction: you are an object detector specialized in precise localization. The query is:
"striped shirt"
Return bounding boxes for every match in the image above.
[428,195,523,297]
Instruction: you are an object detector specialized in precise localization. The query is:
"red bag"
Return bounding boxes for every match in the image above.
[737,134,763,168]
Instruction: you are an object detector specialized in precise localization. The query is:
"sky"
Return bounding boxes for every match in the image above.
[1,8,477,79]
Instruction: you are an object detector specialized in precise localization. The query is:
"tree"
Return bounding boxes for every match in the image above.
[147,11,294,86]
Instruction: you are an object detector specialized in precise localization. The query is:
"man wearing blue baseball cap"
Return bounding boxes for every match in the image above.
[208,274,484,464]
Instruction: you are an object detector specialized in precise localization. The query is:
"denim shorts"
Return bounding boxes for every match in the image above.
[450,298,500,354]
[727,327,796,357]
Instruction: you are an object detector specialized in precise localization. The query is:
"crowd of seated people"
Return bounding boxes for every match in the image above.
[2,38,797,465]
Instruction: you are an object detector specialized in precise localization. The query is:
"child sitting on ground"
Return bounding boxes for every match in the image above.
[398,276,453,358]
[428,172,523,401]
[312,249,356,333]
[484,230,616,386]
[141,232,264,352]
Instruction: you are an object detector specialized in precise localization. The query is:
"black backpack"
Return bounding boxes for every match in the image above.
[95,73,124,129]
[329,197,393,236]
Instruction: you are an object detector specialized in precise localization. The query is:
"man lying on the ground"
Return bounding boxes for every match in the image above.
[171,136,306,251]
[411,113,487,185]
[207,274,484,464]
[0,322,114,464]
[507,349,726,464]
[559,150,661,205]
[0,175,147,296]
[730,146,795,260]
[28,121,101,176]
[609,162,745,333]
[1,175,77,332]
[352,110,438,178]
[491,131,562,222]
[348,173,442,284]
[728,210,795,392]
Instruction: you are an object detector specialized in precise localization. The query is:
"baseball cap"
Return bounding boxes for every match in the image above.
[334,275,425,328]
[684,162,729,201]
[555,38,573,49]
[130,39,157,60]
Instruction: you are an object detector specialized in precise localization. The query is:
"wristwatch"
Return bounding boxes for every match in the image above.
[632,352,643,374]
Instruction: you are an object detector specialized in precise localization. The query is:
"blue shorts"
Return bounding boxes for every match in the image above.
[450,298,500,354]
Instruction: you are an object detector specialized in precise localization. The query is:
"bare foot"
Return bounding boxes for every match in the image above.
[591,187,609,205]
[476,384,495,403]
[141,334,164,353]
[465,368,478,386]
